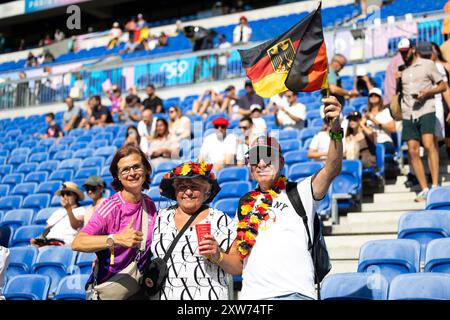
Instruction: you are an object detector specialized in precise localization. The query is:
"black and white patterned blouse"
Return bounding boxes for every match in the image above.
[151,206,237,300]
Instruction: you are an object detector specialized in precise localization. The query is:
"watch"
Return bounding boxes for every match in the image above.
[106,234,115,248]
[329,129,344,141]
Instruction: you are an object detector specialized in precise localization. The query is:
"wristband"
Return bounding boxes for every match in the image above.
[210,250,224,265]
[329,129,344,141]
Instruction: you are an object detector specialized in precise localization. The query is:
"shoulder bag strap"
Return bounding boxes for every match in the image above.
[286,182,313,251]
[140,200,149,252]
[162,205,207,264]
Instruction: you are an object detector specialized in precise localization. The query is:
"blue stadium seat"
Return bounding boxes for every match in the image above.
[213,181,251,202]
[357,239,420,283]
[81,156,105,169]
[50,195,62,207]
[0,209,33,233]
[283,150,309,166]
[0,196,23,211]
[279,139,300,153]
[16,163,39,175]
[388,273,450,300]
[426,186,450,210]
[37,160,60,174]
[321,272,389,300]
[48,144,67,157]
[425,238,450,273]
[68,128,86,137]
[70,142,89,153]
[48,170,73,183]
[332,160,362,210]
[4,274,51,300]
[37,181,60,196]
[11,182,38,196]
[217,167,249,184]
[25,171,48,184]
[20,140,37,149]
[398,210,449,263]
[0,164,13,177]
[75,252,96,275]
[288,162,323,182]
[214,198,239,218]
[32,246,75,294]
[0,184,10,197]
[57,137,75,146]
[52,150,74,162]
[73,148,94,159]
[37,138,56,149]
[112,137,125,149]
[11,147,31,158]
[87,139,109,149]
[58,159,82,172]
[154,161,181,175]
[11,225,46,247]
[75,167,100,180]
[8,154,28,169]
[33,207,59,225]
[75,135,93,144]
[104,154,114,167]
[151,172,166,187]
[30,146,47,154]
[277,130,299,141]
[2,173,24,187]
[95,132,114,143]
[28,152,49,163]
[94,146,117,158]
[53,274,90,300]
[5,247,39,278]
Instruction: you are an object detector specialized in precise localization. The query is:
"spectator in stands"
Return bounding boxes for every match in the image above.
[354,67,376,97]
[326,54,358,107]
[125,16,137,41]
[80,95,114,128]
[397,38,445,201]
[107,22,122,49]
[158,32,168,47]
[124,125,141,149]
[25,52,37,67]
[192,88,223,118]
[15,71,29,107]
[236,116,253,166]
[40,49,55,64]
[148,118,179,168]
[266,91,288,115]
[54,29,65,42]
[0,246,9,300]
[225,96,343,300]
[31,182,86,247]
[363,88,396,154]
[82,176,107,225]
[63,96,82,131]
[250,104,267,137]
[308,121,332,160]
[275,90,306,130]
[384,50,404,106]
[105,85,125,115]
[136,13,147,29]
[222,85,240,120]
[120,94,142,123]
[39,34,53,47]
[70,73,86,100]
[138,109,157,154]
[345,111,376,169]
[217,34,231,80]
[143,84,163,114]
[199,117,238,171]
[72,145,157,300]
[238,80,265,117]
[168,106,191,142]
[34,112,63,140]
[233,15,252,44]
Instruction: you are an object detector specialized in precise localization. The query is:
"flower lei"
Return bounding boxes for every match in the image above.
[236,175,288,259]
[163,161,216,180]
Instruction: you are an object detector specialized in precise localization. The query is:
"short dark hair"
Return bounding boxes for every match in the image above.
[90,95,101,103]
[240,115,253,125]
[147,84,155,89]
[46,112,55,120]
[110,145,152,192]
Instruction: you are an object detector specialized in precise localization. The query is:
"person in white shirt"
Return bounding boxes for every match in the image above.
[107,22,122,49]
[233,16,252,44]
[198,117,238,171]
[30,182,86,247]
[249,104,267,137]
[266,92,288,115]
[275,90,306,130]
[308,122,332,160]
[217,34,232,80]
[198,96,344,300]
[137,109,157,154]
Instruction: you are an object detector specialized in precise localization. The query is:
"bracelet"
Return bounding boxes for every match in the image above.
[329,128,344,141]
[210,251,224,265]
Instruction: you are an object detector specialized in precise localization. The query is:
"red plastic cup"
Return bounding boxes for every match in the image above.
[195,223,211,254]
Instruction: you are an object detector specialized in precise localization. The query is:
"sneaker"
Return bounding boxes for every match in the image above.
[414,189,429,202]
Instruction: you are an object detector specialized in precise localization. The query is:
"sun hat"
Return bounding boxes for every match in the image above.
[55,181,85,200]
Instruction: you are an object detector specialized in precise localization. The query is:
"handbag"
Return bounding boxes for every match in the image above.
[390,93,403,121]
[88,202,151,300]
[143,205,207,297]
[34,211,68,247]
[286,182,332,300]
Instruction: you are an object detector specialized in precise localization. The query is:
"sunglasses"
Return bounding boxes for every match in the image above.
[246,147,280,166]
[239,126,250,130]
[84,186,98,192]
[214,125,227,129]
[60,190,75,197]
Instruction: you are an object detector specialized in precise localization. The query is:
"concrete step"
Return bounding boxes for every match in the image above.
[361,201,425,212]
[328,260,359,275]
[331,223,397,235]
[345,211,405,225]
[372,192,416,203]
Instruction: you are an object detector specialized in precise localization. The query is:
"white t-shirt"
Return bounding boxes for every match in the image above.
[233,25,252,44]
[137,118,157,153]
[309,131,330,159]
[236,142,249,163]
[0,246,9,300]
[277,102,306,129]
[239,176,320,300]
[218,41,232,66]
[199,133,238,164]
[270,94,289,109]
[366,108,394,144]
[46,207,86,245]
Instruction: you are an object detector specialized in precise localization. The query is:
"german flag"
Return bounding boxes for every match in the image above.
[239,3,328,98]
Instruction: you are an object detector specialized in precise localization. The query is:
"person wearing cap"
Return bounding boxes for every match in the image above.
[72,145,157,300]
[397,38,446,202]
[143,84,163,114]
[225,96,344,300]
[30,182,86,247]
[233,15,252,44]
[275,90,306,130]
[326,54,358,107]
[238,81,265,117]
[345,111,377,168]
[145,162,240,299]
[107,22,122,49]
[199,117,238,171]
[363,88,396,155]
[82,176,107,225]
[384,40,408,106]
[249,104,267,136]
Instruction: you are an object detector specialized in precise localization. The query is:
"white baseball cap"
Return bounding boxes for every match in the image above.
[369,88,383,97]
[398,38,411,51]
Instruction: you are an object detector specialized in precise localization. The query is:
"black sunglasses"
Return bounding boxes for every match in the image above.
[60,190,75,197]
[214,125,227,129]
[84,186,98,192]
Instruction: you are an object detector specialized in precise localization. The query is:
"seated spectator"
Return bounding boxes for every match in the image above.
[82,176,106,225]
[124,125,141,149]
[39,34,53,47]
[63,96,82,131]
[238,81,265,117]
[143,84,163,113]
[54,29,65,42]
[70,74,86,100]
[107,22,122,49]
[34,112,63,140]
[168,106,191,142]
[233,16,252,44]
[236,116,253,166]
[249,104,267,137]
[0,246,8,300]
[363,88,396,154]
[222,85,240,120]
[137,109,157,153]
[354,67,376,97]
[158,32,168,47]
[79,95,114,128]
[30,182,86,247]
[120,94,142,123]
[148,118,180,168]
[125,16,137,40]
[275,90,306,130]
[199,117,237,171]
[217,34,232,80]
[191,88,223,118]
[25,52,37,67]
[104,85,125,114]
[345,111,376,169]
[266,91,288,115]
[308,121,331,160]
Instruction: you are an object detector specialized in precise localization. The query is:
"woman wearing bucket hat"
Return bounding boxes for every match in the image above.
[72,145,157,300]
[30,182,86,247]
[145,162,242,300]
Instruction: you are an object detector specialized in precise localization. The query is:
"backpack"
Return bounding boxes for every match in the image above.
[286,181,331,298]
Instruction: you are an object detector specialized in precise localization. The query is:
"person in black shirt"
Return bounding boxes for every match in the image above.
[80,95,114,128]
[237,80,265,117]
[34,112,63,141]
[142,84,163,113]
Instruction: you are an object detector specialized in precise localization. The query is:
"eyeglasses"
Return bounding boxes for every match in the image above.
[119,163,145,176]
[174,183,203,192]
[214,125,227,129]
[246,147,280,166]
[239,126,250,130]
[60,190,75,197]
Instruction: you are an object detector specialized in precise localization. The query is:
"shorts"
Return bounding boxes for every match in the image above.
[402,113,435,142]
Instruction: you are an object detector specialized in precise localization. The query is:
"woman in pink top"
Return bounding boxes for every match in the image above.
[105,85,124,114]
[72,145,157,300]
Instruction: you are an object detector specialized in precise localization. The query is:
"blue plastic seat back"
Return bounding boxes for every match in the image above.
[4,274,51,300]
[388,273,450,300]
[214,198,239,218]
[33,207,59,225]
[357,239,420,283]
[75,252,96,275]
[279,139,300,153]
[70,142,89,152]
[11,225,45,247]
[37,181,61,195]
[75,167,100,180]
[37,160,60,174]
[426,186,450,210]
[151,172,166,187]
[81,156,105,169]
[2,173,24,186]
[277,130,299,141]
[6,247,39,278]
[53,274,90,300]
[48,170,73,182]
[288,162,323,182]
[321,272,389,300]
[25,171,48,184]
[0,209,32,232]
[283,150,309,166]
[58,159,82,171]
[214,181,251,202]
[94,146,117,158]
[22,194,51,212]
[332,174,359,195]
[17,163,39,175]
[424,238,450,273]
[0,184,10,197]
[11,182,38,197]
[217,167,250,184]
[154,161,181,175]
